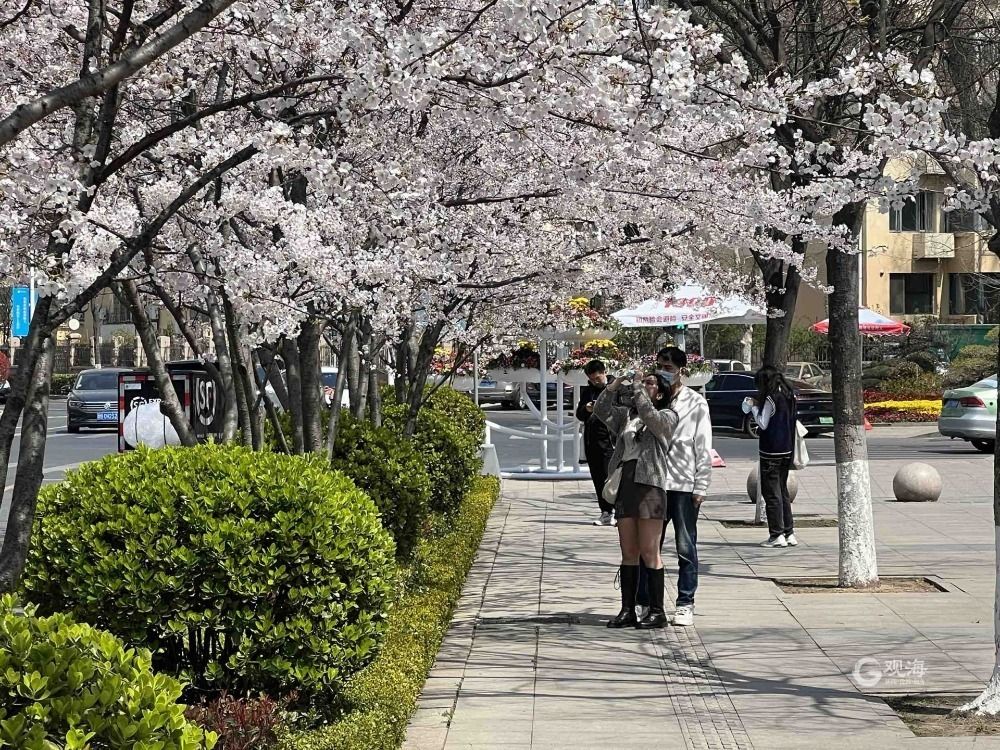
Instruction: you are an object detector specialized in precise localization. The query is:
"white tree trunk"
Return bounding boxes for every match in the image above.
[836,429,878,587]
[958,529,1000,715]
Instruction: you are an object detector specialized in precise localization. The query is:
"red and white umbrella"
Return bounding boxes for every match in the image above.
[810,307,910,336]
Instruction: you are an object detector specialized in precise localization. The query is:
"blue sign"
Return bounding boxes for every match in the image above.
[10,286,30,338]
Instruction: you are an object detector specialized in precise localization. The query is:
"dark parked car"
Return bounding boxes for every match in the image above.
[703,372,834,437]
[525,381,575,409]
[66,368,135,432]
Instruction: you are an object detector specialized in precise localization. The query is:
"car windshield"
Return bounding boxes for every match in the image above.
[783,366,800,377]
[973,375,998,389]
[75,372,119,390]
[321,372,337,388]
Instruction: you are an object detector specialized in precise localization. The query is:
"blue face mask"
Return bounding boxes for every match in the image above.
[657,369,675,385]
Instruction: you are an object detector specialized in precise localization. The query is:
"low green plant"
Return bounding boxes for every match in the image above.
[276,477,501,750]
[330,415,431,560]
[382,399,482,514]
[22,444,396,707]
[51,372,77,395]
[425,386,486,445]
[944,343,997,388]
[0,596,216,750]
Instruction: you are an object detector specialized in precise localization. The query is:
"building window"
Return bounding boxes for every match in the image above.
[889,273,935,315]
[945,208,989,233]
[949,273,1000,321]
[889,191,938,232]
[105,297,133,325]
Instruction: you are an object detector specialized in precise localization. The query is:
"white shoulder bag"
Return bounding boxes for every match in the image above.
[792,420,810,471]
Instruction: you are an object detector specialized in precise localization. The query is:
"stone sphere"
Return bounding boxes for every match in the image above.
[746,465,798,503]
[892,463,942,502]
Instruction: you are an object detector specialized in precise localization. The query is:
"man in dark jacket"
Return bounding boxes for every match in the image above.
[576,359,616,526]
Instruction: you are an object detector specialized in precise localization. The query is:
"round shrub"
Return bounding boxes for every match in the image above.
[382,401,482,515]
[331,415,431,561]
[22,444,395,705]
[0,596,216,749]
[425,387,486,445]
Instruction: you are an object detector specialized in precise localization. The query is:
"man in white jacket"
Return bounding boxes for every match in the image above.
[654,346,713,626]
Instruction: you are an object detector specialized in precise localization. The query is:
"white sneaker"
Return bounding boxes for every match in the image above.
[785,533,798,547]
[671,604,694,627]
[593,512,616,527]
[761,535,788,548]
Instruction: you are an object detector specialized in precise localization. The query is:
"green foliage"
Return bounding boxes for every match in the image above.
[788,326,828,361]
[330,415,431,560]
[944,343,997,388]
[424,386,486,444]
[276,477,501,750]
[0,596,216,750]
[382,397,482,514]
[51,373,76,395]
[862,359,921,390]
[22,445,396,706]
[876,372,943,399]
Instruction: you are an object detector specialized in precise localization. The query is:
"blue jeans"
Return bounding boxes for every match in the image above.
[637,491,699,607]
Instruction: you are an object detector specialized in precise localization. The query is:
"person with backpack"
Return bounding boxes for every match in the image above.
[743,366,798,548]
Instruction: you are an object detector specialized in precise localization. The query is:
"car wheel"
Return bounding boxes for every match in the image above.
[742,415,759,439]
[971,439,995,454]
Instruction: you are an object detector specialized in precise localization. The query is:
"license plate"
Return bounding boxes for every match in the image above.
[819,416,833,425]
[944,399,960,409]
[479,380,496,388]
[97,411,117,422]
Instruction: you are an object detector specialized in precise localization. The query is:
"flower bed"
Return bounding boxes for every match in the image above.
[552,339,626,374]
[865,399,941,424]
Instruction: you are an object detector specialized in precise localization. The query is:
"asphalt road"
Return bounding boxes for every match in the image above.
[482,406,988,470]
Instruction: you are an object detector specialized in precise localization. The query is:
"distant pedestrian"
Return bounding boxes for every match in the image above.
[743,366,798,548]
[575,359,616,526]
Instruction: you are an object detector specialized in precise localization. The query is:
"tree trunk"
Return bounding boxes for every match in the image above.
[0,334,54,592]
[759,242,804,369]
[251,349,289,454]
[352,328,371,421]
[403,322,445,437]
[280,338,305,454]
[828,205,879,589]
[326,313,356,459]
[257,345,290,411]
[346,327,363,415]
[368,365,382,427]
[297,319,324,454]
[116,280,197,446]
[222,296,255,447]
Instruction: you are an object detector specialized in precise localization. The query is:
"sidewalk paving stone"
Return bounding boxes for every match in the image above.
[405,458,1000,749]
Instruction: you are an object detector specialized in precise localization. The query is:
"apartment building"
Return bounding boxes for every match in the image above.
[796,157,999,328]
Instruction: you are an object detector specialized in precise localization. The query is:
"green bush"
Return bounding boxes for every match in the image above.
[22,444,395,706]
[276,477,501,750]
[944,343,997,388]
[330,415,431,561]
[425,386,486,445]
[0,595,216,750]
[51,373,76,395]
[880,372,943,399]
[382,399,481,515]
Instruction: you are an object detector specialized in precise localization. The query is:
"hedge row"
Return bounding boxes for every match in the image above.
[277,476,501,750]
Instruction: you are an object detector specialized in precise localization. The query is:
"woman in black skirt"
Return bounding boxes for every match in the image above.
[593,371,677,629]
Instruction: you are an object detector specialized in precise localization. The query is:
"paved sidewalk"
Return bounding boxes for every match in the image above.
[405,464,1000,750]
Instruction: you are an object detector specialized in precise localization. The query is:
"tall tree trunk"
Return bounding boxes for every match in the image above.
[403,322,445,437]
[257,345,290,410]
[280,338,305,454]
[186,246,238,440]
[222,296,254,447]
[346,327,363,415]
[0,334,54,592]
[297,319,324,454]
[326,313,356,459]
[760,252,803,369]
[116,280,197,446]
[368,365,382,427]
[828,205,879,589]
[352,327,371,420]
[252,349,289,454]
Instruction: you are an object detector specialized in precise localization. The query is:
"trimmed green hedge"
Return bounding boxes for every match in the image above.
[382,394,483,515]
[22,445,396,706]
[330,415,432,561]
[0,596,216,749]
[277,476,501,750]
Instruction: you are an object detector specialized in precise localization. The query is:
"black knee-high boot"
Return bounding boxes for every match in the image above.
[607,564,639,628]
[637,567,667,629]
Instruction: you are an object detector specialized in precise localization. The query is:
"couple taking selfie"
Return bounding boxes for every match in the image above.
[577,347,712,629]
[578,352,800,629]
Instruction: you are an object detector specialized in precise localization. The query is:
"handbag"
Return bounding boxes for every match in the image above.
[603,465,623,504]
[792,420,810,471]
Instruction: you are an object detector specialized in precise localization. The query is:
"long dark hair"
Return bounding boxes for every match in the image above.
[755,365,794,406]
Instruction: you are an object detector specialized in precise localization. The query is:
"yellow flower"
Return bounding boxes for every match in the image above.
[866,400,941,413]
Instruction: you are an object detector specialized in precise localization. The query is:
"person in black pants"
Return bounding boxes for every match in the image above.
[743,365,798,548]
[576,359,616,526]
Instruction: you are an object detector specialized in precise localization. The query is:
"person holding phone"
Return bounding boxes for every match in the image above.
[576,359,616,526]
[743,366,798,548]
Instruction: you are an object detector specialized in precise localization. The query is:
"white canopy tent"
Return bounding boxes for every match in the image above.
[612,284,765,356]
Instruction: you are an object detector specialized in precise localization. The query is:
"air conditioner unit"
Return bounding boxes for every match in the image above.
[912,232,955,259]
